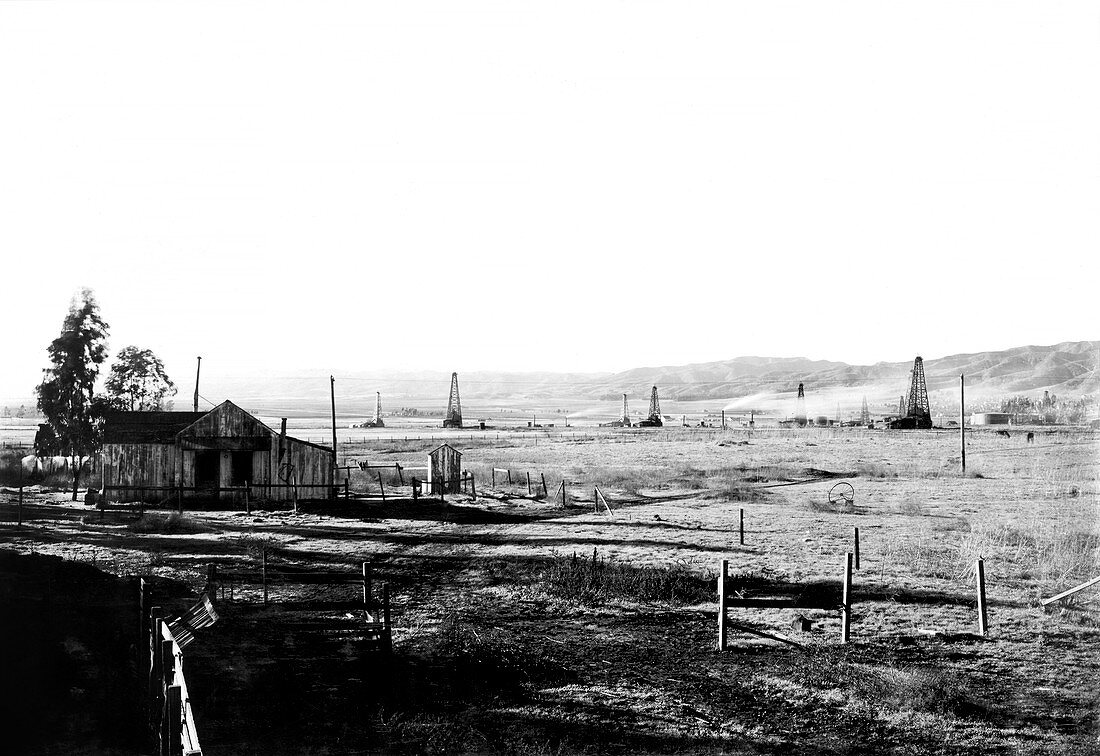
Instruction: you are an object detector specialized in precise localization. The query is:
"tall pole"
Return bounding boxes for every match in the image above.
[960,374,966,474]
[330,376,337,471]
[193,356,202,412]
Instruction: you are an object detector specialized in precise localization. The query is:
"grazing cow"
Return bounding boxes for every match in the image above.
[1026,432,1035,443]
[995,430,1011,438]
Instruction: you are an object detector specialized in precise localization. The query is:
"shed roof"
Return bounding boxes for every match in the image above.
[102,411,208,444]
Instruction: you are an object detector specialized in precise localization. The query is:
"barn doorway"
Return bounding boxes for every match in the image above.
[230,451,252,486]
[195,451,220,492]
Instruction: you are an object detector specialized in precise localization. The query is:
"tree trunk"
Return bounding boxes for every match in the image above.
[71,454,80,501]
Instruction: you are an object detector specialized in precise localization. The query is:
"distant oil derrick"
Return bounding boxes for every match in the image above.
[638,386,663,427]
[360,392,385,428]
[859,396,870,426]
[888,357,932,429]
[606,393,632,427]
[443,372,463,428]
[795,382,807,427]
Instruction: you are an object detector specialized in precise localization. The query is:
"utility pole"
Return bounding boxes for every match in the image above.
[330,376,338,471]
[193,356,202,412]
[960,374,966,474]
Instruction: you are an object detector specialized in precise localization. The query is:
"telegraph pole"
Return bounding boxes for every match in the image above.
[193,356,202,412]
[330,376,338,469]
[960,374,966,474]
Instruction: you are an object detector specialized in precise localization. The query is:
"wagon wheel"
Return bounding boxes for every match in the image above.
[828,481,855,506]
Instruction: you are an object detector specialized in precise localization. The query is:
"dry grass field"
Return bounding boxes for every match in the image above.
[2,426,1098,755]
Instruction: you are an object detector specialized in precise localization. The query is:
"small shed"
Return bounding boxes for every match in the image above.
[429,444,462,494]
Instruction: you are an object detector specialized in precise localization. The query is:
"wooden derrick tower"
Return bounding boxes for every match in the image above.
[795,382,807,427]
[639,386,663,427]
[443,372,463,428]
[888,357,933,429]
[859,396,870,425]
[371,392,384,427]
[905,356,932,428]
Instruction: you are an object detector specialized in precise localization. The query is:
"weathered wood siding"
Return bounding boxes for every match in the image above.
[252,436,333,502]
[430,445,463,494]
[101,443,179,502]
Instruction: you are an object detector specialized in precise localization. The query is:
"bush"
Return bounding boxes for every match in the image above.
[541,550,714,605]
[859,666,978,716]
[127,512,205,534]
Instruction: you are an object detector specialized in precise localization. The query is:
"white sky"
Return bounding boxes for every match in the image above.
[1,1,1097,400]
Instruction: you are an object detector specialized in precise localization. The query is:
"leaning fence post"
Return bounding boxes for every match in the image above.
[540,473,548,498]
[853,527,861,570]
[717,558,728,651]
[841,552,853,644]
[560,479,567,506]
[377,473,386,502]
[345,478,350,499]
[470,474,476,500]
[976,558,988,636]
[397,464,404,485]
[526,471,532,496]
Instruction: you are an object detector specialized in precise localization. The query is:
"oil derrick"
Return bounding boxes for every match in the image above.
[371,392,384,427]
[607,393,631,427]
[859,396,870,425]
[888,357,932,429]
[443,372,463,428]
[905,356,932,427]
[795,383,807,427]
[639,386,663,427]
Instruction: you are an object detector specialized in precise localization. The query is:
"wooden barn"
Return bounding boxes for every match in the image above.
[100,401,334,503]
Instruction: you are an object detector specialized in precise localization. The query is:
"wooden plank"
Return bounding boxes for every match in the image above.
[1040,574,1100,606]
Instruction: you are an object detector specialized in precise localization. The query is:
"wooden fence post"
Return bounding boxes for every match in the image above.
[362,561,371,607]
[526,472,531,496]
[345,479,350,499]
[739,508,744,545]
[507,469,512,484]
[166,684,182,756]
[377,473,386,502]
[976,558,987,636]
[261,550,268,607]
[412,477,419,502]
[560,479,566,506]
[244,482,250,514]
[491,468,496,487]
[397,464,404,485]
[853,527,860,570]
[470,474,476,500]
[140,578,151,644]
[717,558,728,651]
[541,473,548,498]
[841,552,853,644]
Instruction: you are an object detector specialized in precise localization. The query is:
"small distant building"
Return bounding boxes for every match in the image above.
[970,412,1012,426]
[100,401,334,503]
[429,443,462,494]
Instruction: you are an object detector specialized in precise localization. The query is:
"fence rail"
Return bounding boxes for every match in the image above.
[145,580,204,756]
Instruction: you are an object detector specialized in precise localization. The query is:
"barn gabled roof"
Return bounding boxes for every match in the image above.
[101,411,208,444]
[177,400,273,440]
